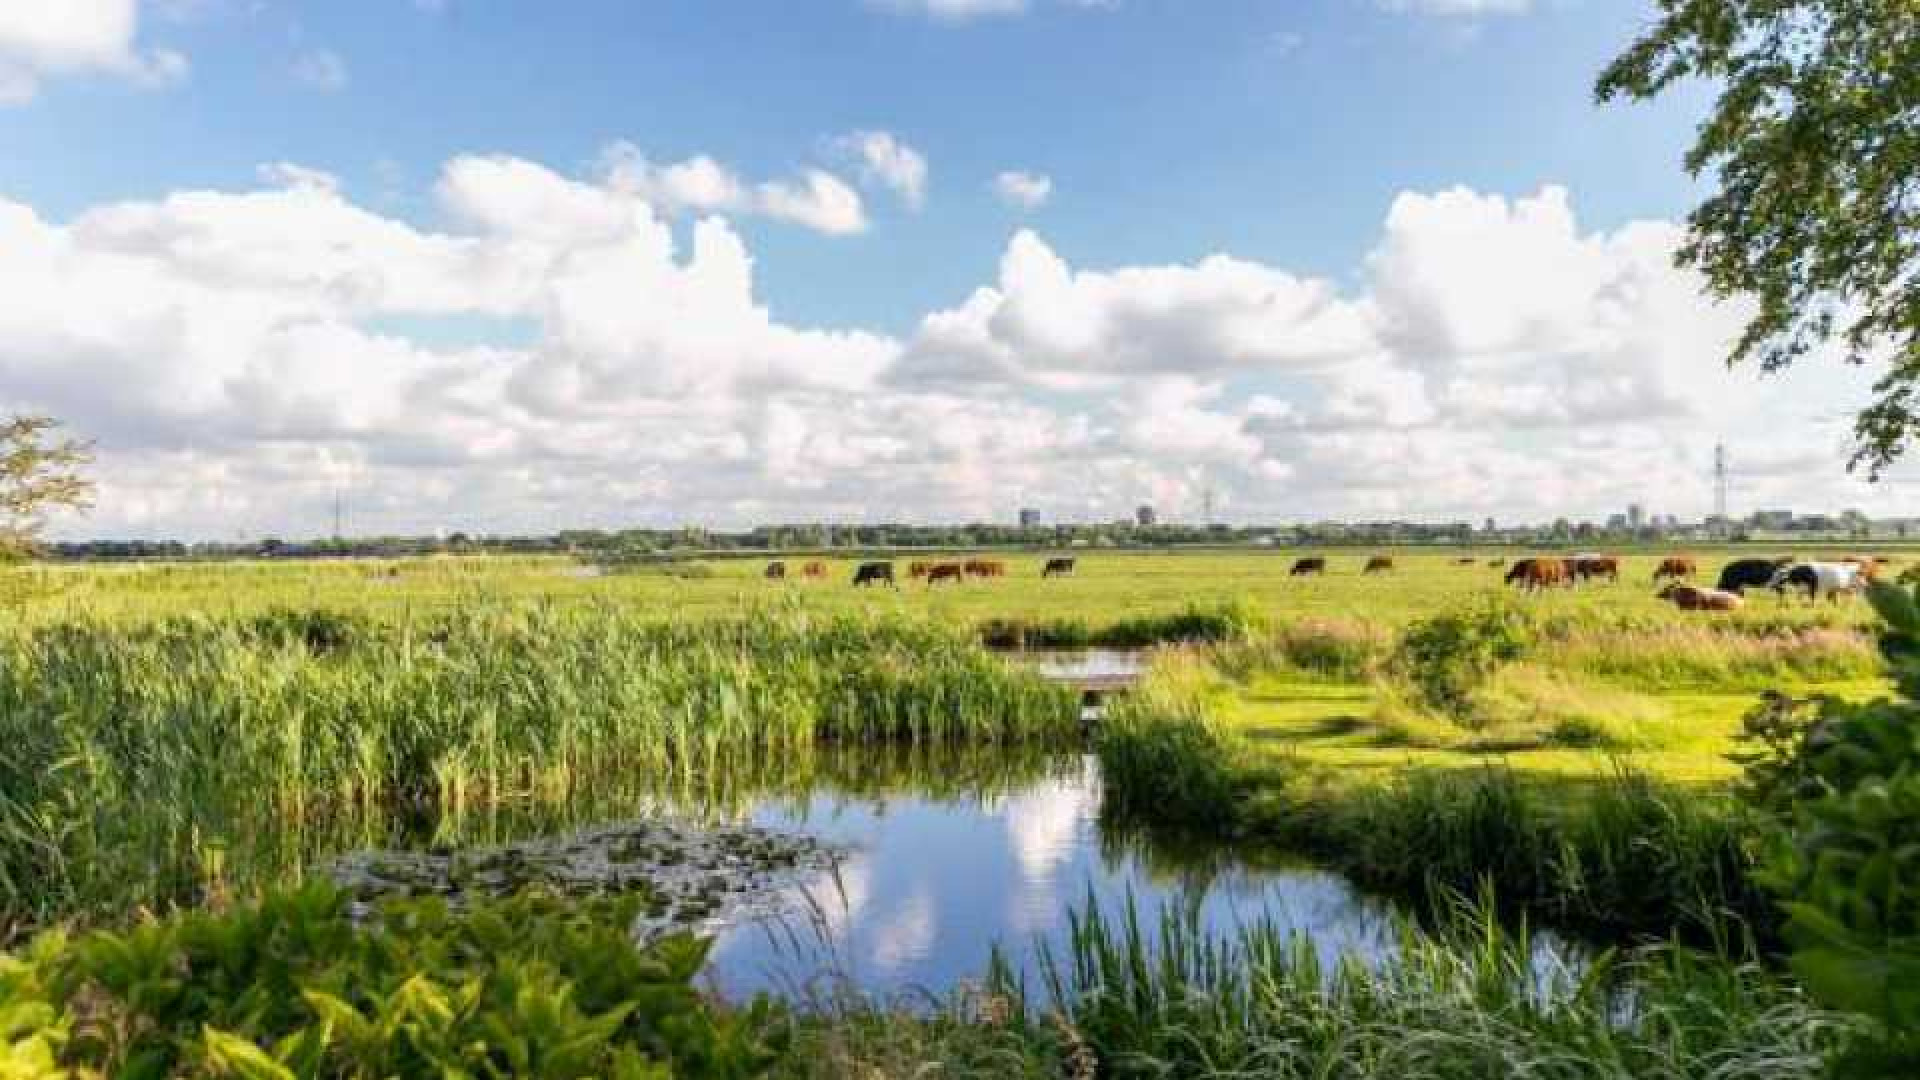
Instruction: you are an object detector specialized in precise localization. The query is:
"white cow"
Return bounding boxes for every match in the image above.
[1767,561,1863,604]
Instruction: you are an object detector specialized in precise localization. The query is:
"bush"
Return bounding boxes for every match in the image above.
[1385,600,1533,722]
[0,884,782,1078]
[1728,579,1920,1075]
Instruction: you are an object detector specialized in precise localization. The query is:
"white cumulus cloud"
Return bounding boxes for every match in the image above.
[0,0,186,104]
[837,130,929,210]
[0,155,1902,539]
[993,171,1052,211]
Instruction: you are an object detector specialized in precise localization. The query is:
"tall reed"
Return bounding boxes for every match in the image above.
[781,896,1857,1079]
[0,604,1080,928]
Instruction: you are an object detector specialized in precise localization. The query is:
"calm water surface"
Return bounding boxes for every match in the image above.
[705,755,1403,997]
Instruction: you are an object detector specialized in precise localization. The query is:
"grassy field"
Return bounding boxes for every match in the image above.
[11,548,1904,626]
[0,549,1893,1076]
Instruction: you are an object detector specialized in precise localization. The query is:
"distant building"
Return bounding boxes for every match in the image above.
[1483,517,1497,535]
[1018,508,1041,528]
[1628,504,1645,528]
[1606,512,1628,530]
[1135,505,1157,527]
[1752,510,1796,530]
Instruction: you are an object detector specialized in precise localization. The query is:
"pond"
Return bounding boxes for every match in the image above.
[325,747,1580,1002]
[703,754,1406,997]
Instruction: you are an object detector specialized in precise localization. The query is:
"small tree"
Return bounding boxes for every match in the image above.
[0,415,92,559]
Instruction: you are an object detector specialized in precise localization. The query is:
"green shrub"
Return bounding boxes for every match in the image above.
[0,884,781,1078]
[1385,600,1533,721]
[1733,581,1920,1075]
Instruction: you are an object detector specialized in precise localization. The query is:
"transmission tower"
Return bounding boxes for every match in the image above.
[1713,443,1729,532]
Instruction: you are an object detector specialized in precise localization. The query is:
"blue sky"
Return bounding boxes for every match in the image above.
[0,1,1894,538]
[1,0,1711,331]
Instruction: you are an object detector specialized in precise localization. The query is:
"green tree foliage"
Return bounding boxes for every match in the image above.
[1597,2,1920,473]
[0,417,90,560]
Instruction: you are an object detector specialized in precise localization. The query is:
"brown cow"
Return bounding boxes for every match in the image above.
[1290,557,1327,576]
[1364,555,1395,574]
[1841,555,1889,580]
[1488,558,1506,568]
[1567,555,1620,584]
[908,561,932,580]
[1505,557,1568,592]
[1657,583,1743,612]
[964,559,1007,579]
[927,563,966,585]
[1454,557,1478,565]
[801,561,828,580]
[765,561,787,580]
[1653,556,1697,583]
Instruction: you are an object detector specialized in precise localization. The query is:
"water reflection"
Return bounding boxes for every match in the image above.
[706,756,1408,997]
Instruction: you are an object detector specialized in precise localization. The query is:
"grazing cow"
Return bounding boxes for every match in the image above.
[1768,561,1862,604]
[852,562,896,588]
[964,559,1007,579]
[927,563,966,585]
[765,561,787,580]
[1653,556,1697,583]
[1505,557,1569,592]
[801,561,828,580]
[1840,555,1890,580]
[1716,557,1792,594]
[1290,557,1327,577]
[1454,557,1478,566]
[1364,555,1395,574]
[1042,557,1077,578]
[1488,558,1506,568]
[1657,584,1744,612]
[1567,555,1621,583]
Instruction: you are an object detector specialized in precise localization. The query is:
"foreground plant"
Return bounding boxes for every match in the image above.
[1,884,781,1079]
[780,896,1856,1080]
[1727,579,1920,1075]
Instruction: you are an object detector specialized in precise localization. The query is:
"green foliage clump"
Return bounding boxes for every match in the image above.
[1094,655,1240,829]
[1730,579,1920,1075]
[1386,600,1533,721]
[0,884,780,1079]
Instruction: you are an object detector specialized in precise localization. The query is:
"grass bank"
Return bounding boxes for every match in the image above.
[1090,635,1840,944]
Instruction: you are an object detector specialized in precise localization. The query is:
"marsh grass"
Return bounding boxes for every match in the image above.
[1534,615,1880,689]
[977,600,1266,649]
[780,895,1855,1079]
[1373,664,1676,753]
[0,604,1080,927]
[1206,616,1391,682]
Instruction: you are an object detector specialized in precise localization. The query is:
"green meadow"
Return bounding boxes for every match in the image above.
[0,549,1905,1077]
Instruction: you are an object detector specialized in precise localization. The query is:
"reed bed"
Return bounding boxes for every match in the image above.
[0,603,1080,928]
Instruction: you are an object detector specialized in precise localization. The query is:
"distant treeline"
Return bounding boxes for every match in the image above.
[42,517,1892,561]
